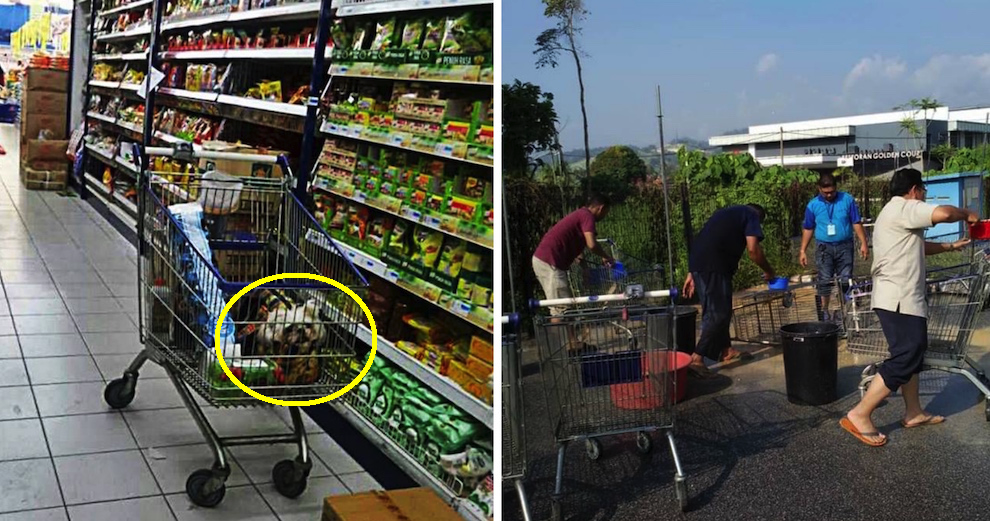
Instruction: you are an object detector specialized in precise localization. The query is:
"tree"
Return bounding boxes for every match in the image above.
[584,145,649,201]
[502,80,559,176]
[896,97,940,171]
[534,0,592,184]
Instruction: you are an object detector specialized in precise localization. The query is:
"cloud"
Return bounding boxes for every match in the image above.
[842,54,906,92]
[756,53,779,74]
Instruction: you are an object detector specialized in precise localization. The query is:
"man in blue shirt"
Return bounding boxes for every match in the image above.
[799,172,869,321]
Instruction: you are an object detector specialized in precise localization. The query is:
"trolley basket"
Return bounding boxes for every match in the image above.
[502,314,532,521]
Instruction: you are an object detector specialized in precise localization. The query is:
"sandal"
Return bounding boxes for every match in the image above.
[720,349,754,363]
[839,417,887,447]
[687,363,716,379]
[901,415,945,429]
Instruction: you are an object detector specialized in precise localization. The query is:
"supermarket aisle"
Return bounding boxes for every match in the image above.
[0,125,382,521]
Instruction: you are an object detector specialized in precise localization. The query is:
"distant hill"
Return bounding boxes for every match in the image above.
[551,139,715,172]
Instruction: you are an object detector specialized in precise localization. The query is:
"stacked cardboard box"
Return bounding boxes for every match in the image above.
[20,67,69,191]
[322,488,462,521]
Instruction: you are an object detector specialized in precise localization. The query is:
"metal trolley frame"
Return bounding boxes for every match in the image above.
[565,238,665,298]
[843,251,990,421]
[731,278,847,345]
[532,288,688,519]
[502,313,532,521]
[102,145,368,506]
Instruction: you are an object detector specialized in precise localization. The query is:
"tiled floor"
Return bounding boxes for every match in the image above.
[0,126,381,520]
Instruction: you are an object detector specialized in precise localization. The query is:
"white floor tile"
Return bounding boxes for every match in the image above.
[18,334,88,358]
[43,413,136,456]
[166,485,277,521]
[229,444,332,485]
[64,297,124,315]
[0,336,19,358]
[73,313,138,334]
[93,354,168,381]
[144,444,250,495]
[82,332,143,355]
[33,382,110,417]
[55,450,161,505]
[339,471,382,494]
[0,386,38,420]
[67,496,174,521]
[0,507,67,521]
[0,359,29,387]
[13,315,76,336]
[6,299,66,316]
[0,459,63,513]
[125,408,204,448]
[24,356,102,385]
[258,476,349,521]
[306,434,366,476]
[0,419,49,461]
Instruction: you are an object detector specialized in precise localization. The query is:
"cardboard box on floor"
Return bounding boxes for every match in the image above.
[22,139,70,170]
[22,90,68,116]
[322,489,462,521]
[21,112,67,141]
[21,163,68,191]
[23,68,69,93]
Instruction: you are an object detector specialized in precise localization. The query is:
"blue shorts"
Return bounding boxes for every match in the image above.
[876,308,928,392]
[816,240,854,297]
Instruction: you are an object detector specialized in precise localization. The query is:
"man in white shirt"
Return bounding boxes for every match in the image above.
[840,168,978,447]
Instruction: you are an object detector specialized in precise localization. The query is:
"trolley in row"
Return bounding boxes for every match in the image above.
[843,250,990,421]
[502,313,532,521]
[102,145,367,506]
[565,238,666,298]
[731,278,846,345]
[532,286,689,519]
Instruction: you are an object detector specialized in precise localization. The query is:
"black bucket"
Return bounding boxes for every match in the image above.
[780,322,839,406]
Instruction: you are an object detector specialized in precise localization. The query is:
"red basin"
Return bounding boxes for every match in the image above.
[971,221,990,241]
[610,351,692,409]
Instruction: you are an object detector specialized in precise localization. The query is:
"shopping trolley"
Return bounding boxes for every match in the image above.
[844,251,990,421]
[531,286,688,519]
[566,238,665,298]
[102,145,367,506]
[731,278,846,345]
[502,313,532,521]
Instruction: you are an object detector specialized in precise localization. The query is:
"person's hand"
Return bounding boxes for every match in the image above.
[860,243,869,260]
[682,273,695,299]
[799,250,808,268]
[953,238,972,251]
[763,271,776,282]
[966,209,980,224]
[603,255,615,267]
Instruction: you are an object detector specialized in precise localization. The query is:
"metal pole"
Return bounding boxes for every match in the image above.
[656,86,679,400]
[780,126,784,167]
[142,0,165,159]
[296,0,334,200]
[77,0,101,198]
[503,186,517,314]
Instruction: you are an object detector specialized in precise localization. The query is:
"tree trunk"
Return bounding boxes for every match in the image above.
[565,22,591,192]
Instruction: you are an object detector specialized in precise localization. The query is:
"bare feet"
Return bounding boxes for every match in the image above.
[844,411,886,445]
[720,348,754,363]
[902,412,945,428]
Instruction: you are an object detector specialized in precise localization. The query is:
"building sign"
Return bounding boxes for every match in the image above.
[839,149,923,161]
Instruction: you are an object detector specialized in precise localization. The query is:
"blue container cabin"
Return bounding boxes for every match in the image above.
[923,172,984,241]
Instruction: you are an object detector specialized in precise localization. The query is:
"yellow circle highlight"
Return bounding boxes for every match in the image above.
[213,273,376,407]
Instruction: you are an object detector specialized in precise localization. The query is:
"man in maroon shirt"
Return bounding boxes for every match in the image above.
[532,194,614,315]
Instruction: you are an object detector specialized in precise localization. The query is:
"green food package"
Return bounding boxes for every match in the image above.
[436,238,466,277]
[401,18,424,50]
[388,221,411,256]
[370,18,396,50]
[411,227,444,268]
[330,19,351,49]
[422,18,443,50]
[440,13,479,54]
[351,24,368,50]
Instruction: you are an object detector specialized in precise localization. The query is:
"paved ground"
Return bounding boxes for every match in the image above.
[503,316,990,521]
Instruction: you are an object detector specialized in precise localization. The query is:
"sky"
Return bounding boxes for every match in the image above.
[503,0,990,150]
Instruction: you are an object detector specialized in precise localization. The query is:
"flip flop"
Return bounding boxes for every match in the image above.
[839,417,887,447]
[901,415,945,429]
[720,350,754,363]
[687,364,716,379]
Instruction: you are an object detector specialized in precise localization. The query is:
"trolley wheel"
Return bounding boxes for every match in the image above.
[272,459,310,499]
[186,469,226,508]
[104,377,136,409]
[585,439,602,461]
[636,432,652,454]
[675,478,688,512]
[985,401,990,423]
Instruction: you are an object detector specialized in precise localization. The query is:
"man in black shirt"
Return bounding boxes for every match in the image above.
[682,204,776,377]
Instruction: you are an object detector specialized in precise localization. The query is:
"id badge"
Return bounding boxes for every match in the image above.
[826,224,837,236]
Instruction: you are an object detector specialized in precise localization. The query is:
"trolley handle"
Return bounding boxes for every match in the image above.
[501,313,520,326]
[529,287,678,309]
[144,146,287,166]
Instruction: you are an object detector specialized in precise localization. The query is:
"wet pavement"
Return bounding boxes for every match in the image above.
[503,315,990,521]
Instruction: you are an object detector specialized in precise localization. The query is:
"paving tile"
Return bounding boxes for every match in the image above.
[125,408,204,448]
[6,298,67,316]
[67,496,174,521]
[64,297,124,315]
[50,271,102,285]
[55,450,161,505]
[24,356,102,385]
[144,444,250,494]
[56,283,112,299]
[0,271,52,284]
[0,315,15,335]
[13,315,77,335]
[259,476,349,521]
[0,386,38,420]
[0,359,29,387]
[166,485,277,521]
[33,382,109,417]
[18,334,89,358]
[43,413,136,457]
[2,284,59,299]
[0,419,49,461]
[0,459,63,513]
[72,313,138,333]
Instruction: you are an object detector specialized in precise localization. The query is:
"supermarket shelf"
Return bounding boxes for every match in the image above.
[118,121,144,134]
[322,235,492,332]
[332,403,482,520]
[334,0,493,16]
[117,157,140,175]
[315,183,492,250]
[121,51,149,61]
[159,87,218,102]
[85,144,116,166]
[355,324,492,428]
[119,83,142,92]
[99,0,153,17]
[331,72,492,87]
[89,80,120,89]
[113,191,139,216]
[95,24,151,41]
[161,47,329,61]
[87,111,117,124]
[83,173,111,197]
[217,94,307,117]
[92,54,122,61]
[108,200,138,230]
[320,124,492,168]
[161,2,321,31]
[154,131,203,151]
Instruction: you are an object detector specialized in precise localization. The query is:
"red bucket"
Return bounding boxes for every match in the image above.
[609,351,691,409]
[970,221,990,241]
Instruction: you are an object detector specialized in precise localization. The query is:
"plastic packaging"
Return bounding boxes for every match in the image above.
[197,171,244,215]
